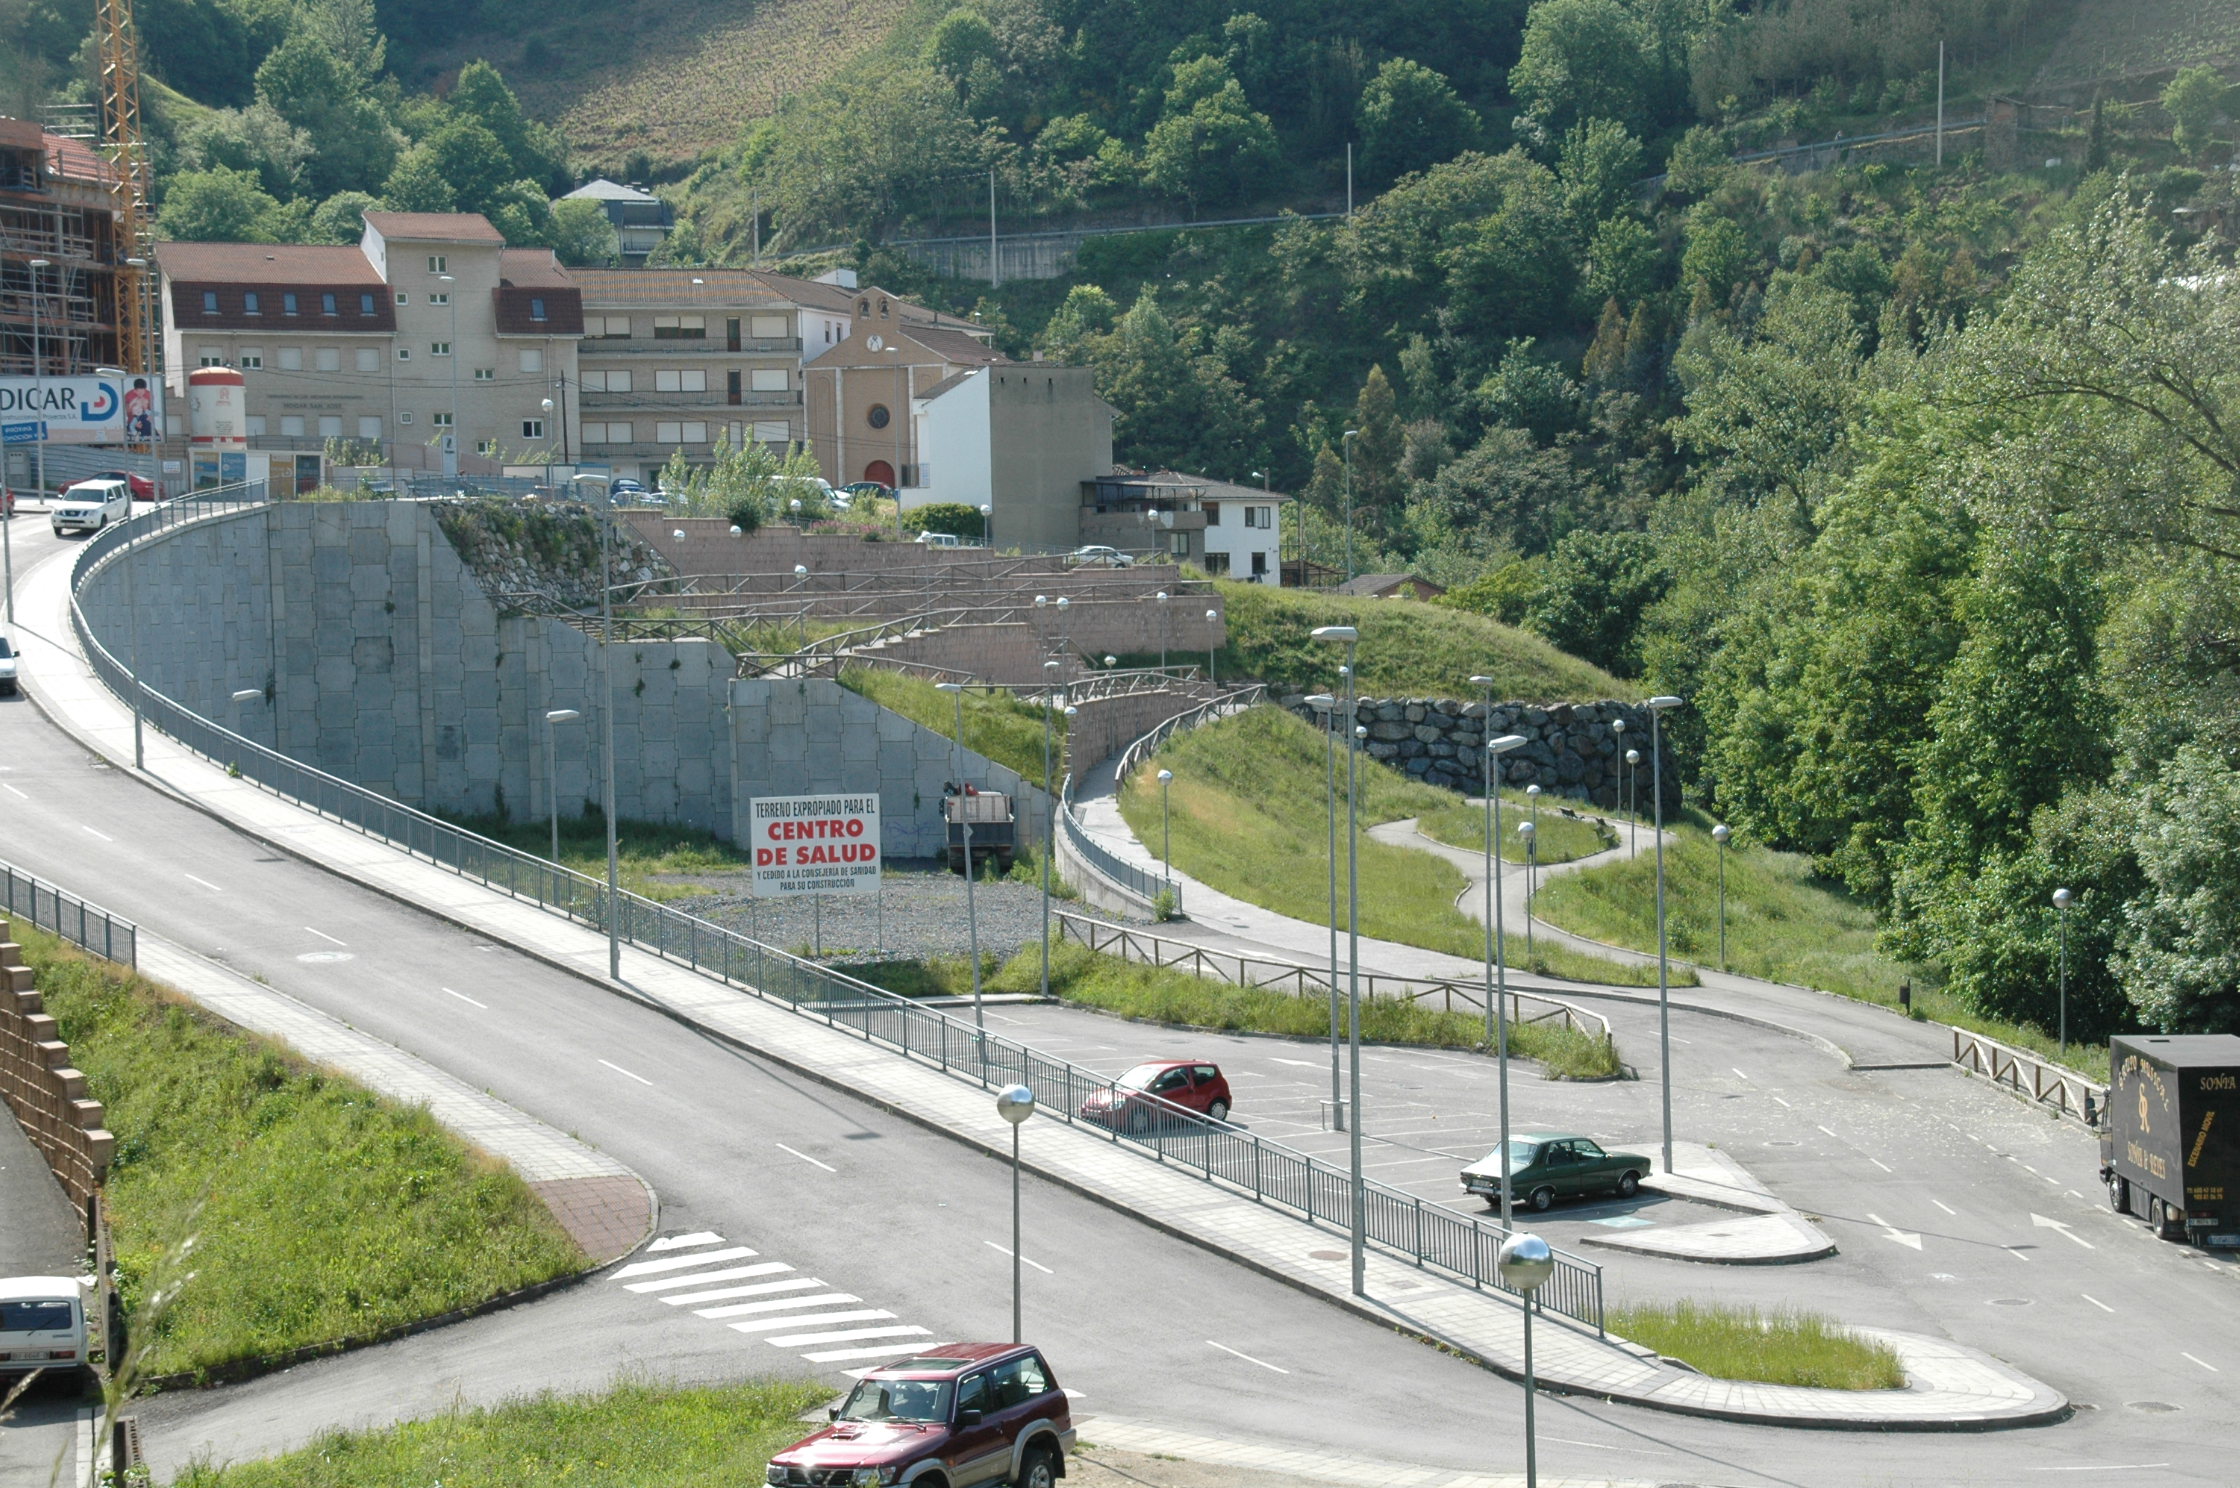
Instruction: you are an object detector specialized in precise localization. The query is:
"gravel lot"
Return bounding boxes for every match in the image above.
[669,858,1134,964]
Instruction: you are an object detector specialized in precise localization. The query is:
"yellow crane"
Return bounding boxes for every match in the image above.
[97,0,155,417]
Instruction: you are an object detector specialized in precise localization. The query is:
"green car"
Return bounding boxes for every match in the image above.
[1459,1132,1651,1212]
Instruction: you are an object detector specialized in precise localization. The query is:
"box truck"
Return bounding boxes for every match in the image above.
[2101,1034,2240,1246]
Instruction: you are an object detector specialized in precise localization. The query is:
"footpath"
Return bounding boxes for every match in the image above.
[10,532,2064,1432]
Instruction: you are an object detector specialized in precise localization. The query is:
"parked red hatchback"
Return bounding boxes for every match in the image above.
[766,1342,1073,1488]
[1078,1059,1232,1133]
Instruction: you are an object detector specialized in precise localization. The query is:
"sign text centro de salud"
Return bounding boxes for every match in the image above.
[750,793,882,898]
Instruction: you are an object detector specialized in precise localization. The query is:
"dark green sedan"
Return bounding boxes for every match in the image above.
[1460,1132,1652,1212]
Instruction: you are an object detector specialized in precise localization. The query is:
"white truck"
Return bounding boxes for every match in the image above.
[50,478,132,536]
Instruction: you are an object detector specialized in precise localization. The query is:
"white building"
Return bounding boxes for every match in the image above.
[912,363,1114,552]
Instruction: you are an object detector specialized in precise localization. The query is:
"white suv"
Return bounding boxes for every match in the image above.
[51,479,131,536]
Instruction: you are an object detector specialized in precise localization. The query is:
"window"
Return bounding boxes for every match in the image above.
[243,292,262,315]
[1203,502,1220,526]
[955,1373,989,1416]
[583,369,631,393]
[399,411,414,425]
[867,404,891,430]
[476,439,498,455]
[989,1354,1051,1410]
[751,368,789,392]
[582,421,631,443]
[318,415,343,437]
[1250,551,1268,577]
[357,416,382,440]
[395,292,409,306]
[431,411,452,428]
[431,341,451,356]
[727,370,742,405]
[359,293,376,315]
[530,297,547,321]
[245,415,267,436]
[473,367,495,382]
[653,314,706,339]
[238,348,263,369]
[750,314,788,339]
[283,292,299,315]
[321,292,337,315]
[397,348,411,361]
[1204,552,1232,575]
[315,347,340,372]
[430,292,449,306]
[198,346,223,365]
[593,316,631,338]
[280,415,305,436]
[522,418,545,439]
[654,420,707,443]
[1246,506,1272,529]
[200,290,218,314]
[519,348,543,373]
[824,321,833,344]
[654,368,706,393]
[426,255,446,274]
[278,347,304,370]
[1170,533,1191,557]
[355,348,380,372]
[753,420,789,443]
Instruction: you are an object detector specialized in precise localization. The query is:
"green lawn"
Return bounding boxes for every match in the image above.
[437,809,746,903]
[1116,707,1689,989]
[840,664,1069,785]
[168,1377,831,1487]
[1418,792,1614,865]
[10,922,584,1382]
[1608,1300,1904,1390]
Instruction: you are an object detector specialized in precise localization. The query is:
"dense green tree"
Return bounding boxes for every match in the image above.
[1525,527,1670,675]
[1086,288,1259,473]
[483,178,556,246]
[1440,164,1576,337]
[1142,58,1282,208]
[309,190,380,244]
[175,102,311,199]
[2161,65,2225,161]
[760,60,994,243]
[1509,0,1652,138]
[254,30,398,197]
[1355,58,1480,188]
[2118,747,2240,1033]
[157,165,284,241]
[379,149,458,212]
[1557,118,1644,234]
[385,118,515,216]
[1348,364,1406,531]
[448,61,567,189]
[551,198,621,266]
[925,8,1001,88]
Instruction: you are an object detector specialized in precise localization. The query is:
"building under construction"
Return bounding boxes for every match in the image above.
[0,116,128,379]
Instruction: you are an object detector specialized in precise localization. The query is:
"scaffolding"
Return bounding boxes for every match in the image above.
[0,129,122,379]
[98,0,155,391]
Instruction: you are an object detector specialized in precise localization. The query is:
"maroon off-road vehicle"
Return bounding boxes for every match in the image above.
[766,1342,1073,1488]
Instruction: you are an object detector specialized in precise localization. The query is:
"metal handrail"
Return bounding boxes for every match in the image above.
[68,497,1604,1332]
[0,858,137,967]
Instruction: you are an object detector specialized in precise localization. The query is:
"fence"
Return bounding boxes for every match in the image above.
[0,859,138,967]
[68,492,1605,1332]
[1950,1027,2107,1128]
[1054,914,1609,1041]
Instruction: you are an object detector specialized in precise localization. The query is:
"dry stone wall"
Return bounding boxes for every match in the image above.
[1,939,112,1214]
[1275,694,1678,812]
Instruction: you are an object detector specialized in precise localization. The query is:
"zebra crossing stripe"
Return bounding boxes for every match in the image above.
[647,1232,724,1252]
[614,1246,758,1279]
[626,1262,793,1294]
[727,1309,894,1334]
[767,1325,931,1348]
[696,1292,859,1320]
[660,1277,825,1307]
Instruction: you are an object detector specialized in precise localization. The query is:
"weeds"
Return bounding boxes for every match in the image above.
[1608,1299,1904,1390]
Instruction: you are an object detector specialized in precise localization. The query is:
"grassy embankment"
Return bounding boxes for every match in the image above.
[168,1377,831,1487]
[839,664,1069,785]
[9,922,583,1381]
[1417,792,1614,865]
[1115,706,1691,989]
[857,941,1620,1079]
[1532,817,2102,1070]
[436,810,747,904]
[1609,1300,1905,1390]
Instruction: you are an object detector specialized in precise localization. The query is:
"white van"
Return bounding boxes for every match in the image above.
[915,530,963,548]
[51,479,131,536]
[0,1276,89,1382]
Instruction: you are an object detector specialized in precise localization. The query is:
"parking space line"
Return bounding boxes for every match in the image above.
[2182,1352,2218,1372]
[1207,1340,1288,1373]
[82,823,113,841]
[0,783,27,800]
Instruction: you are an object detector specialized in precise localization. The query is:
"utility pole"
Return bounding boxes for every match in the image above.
[989,169,999,290]
[1345,142,1354,221]
[1936,40,1946,166]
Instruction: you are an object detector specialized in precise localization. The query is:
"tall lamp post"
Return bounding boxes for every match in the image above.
[1646,694,1683,1174]
[996,1084,1036,1343]
[1155,590,1170,673]
[1609,715,1624,824]
[1039,661,1063,999]
[2053,887,2074,1057]
[980,502,992,551]
[1305,691,1343,1130]
[1205,609,1219,686]
[936,681,984,1030]
[541,398,555,489]
[545,708,582,860]
[569,473,622,980]
[1712,823,1731,971]
[1156,769,1174,888]
[1310,624,1364,1293]
[1483,724,1529,1231]
[1498,1233,1555,1488]
[438,273,459,478]
[1518,819,1536,964]
[1625,748,1641,853]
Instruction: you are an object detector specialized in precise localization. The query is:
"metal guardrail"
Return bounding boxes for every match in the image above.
[1951,1028,2106,1128]
[0,859,137,967]
[67,494,1605,1333]
[1054,913,1611,1041]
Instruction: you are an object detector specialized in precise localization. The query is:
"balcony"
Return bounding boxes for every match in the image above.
[577,336,802,355]
[578,390,803,409]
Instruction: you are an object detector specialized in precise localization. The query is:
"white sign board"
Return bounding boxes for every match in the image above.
[750,793,882,898]
[0,375,164,444]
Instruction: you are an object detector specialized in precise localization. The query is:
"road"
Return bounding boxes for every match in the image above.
[0,519,2230,1485]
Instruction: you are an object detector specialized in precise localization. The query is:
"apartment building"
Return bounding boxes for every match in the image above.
[1080,470,1287,583]
[557,179,674,264]
[158,212,582,472]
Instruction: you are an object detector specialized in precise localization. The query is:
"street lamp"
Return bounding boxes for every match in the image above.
[570,473,622,979]
[545,708,582,861]
[1311,623,1365,1294]
[1484,726,1529,1232]
[1624,748,1641,852]
[792,562,810,651]
[1305,691,1343,1131]
[1646,694,1684,1175]
[1518,819,1536,964]
[1155,590,1170,673]
[1498,1232,1555,1488]
[541,397,555,489]
[980,502,992,550]
[1340,428,1359,584]
[2053,887,2074,1057]
[438,273,459,478]
[1156,769,1173,888]
[1205,609,1219,686]
[936,681,984,1030]
[230,687,261,736]
[996,1084,1036,1343]
[1039,661,1063,1000]
[1712,823,1731,971]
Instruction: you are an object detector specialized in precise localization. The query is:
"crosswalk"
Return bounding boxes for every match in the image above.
[610,1231,939,1365]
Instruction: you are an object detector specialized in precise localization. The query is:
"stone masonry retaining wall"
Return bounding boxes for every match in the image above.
[0,938,113,1214]
[1276,695,1678,811]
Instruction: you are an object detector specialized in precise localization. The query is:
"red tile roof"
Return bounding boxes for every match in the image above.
[155,242,386,286]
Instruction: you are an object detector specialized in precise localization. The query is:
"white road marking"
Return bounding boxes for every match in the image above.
[2182,1352,2218,1373]
[1866,1213,1922,1250]
[1543,1437,1671,1457]
[1731,1067,1748,1081]
[2004,1246,2032,1263]
[2080,1293,2115,1314]
[647,1232,724,1252]
[615,1246,759,1279]
[2025,1467,2171,1474]
[1269,1058,1322,1068]
[0,783,26,800]
[663,1277,825,1306]
[1667,1036,1692,1045]
[442,987,487,1009]
[2031,1213,2095,1250]
[775,1143,836,1172]
[1868,1157,1893,1172]
[1816,1124,1840,1139]
[697,1292,861,1320]
[1207,1339,1289,1373]
[304,925,346,946]
[984,1241,1053,1274]
[728,1308,897,1335]
[1768,1094,1792,1108]
[627,1262,793,1294]
[764,1323,927,1347]
[1364,1154,1462,1169]
[183,873,223,891]
[599,1058,654,1086]
[810,1343,933,1363]
[1931,1199,1958,1216]
[81,824,113,841]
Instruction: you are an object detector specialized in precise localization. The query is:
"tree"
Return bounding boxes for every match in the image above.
[175,102,311,199]
[1524,528,1670,675]
[1438,165,1576,336]
[1086,288,1259,473]
[157,166,283,241]
[914,502,986,540]
[925,8,1000,87]
[2162,65,2225,161]
[1557,118,1644,233]
[1349,365,1405,531]
[2118,746,2240,1032]
[254,29,399,198]
[310,190,379,244]
[1509,0,1652,138]
[385,118,515,217]
[1679,204,1751,313]
[551,198,621,266]
[1663,124,1732,199]
[1039,283,1118,361]
[448,60,567,189]
[1142,62,1282,208]
[483,179,556,246]
[760,60,994,243]
[1583,214,1659,309]
[380,150,458,213]
[1356,59,1480,188]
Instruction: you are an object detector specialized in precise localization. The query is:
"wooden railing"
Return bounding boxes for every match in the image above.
[1950,1027,2107,1127]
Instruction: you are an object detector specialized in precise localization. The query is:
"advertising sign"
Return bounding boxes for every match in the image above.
[2,420,44,445]
[0,375,164,444]
[750,793,882,898]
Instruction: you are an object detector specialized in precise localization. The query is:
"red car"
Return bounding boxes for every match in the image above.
[767,1342,1074,1488]
[1078,1059,1232,1133]
[88,469,156,501]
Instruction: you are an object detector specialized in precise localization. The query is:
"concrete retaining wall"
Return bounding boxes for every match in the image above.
[0,940,113,1214]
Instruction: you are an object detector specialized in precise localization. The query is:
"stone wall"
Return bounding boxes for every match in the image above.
[1275,695,1678,811]
[1,938,113,1214]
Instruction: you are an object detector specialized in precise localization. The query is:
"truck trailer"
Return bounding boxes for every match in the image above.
[2101,1033,2240,1246]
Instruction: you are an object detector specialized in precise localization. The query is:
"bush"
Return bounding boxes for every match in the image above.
[724,493,764,533]
[914,501,985,540]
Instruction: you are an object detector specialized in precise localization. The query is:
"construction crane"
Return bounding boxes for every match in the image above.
[96,0,155,424]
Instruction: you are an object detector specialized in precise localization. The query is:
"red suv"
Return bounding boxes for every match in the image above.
[766,1342,1073,1488]
[1078,1059,1232,1133]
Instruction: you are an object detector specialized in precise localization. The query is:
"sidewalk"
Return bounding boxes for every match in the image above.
[1080,1418,1721,1488]
[12,534,2067,1431]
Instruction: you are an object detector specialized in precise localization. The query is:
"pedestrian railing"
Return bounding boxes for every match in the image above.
[0,858,137,967]
[1951,1028,2107,1129]
[68,495,1604,1333]
[1053,913,1611,1041]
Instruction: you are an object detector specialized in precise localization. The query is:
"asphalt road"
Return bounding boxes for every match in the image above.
[0,519,2231,1486]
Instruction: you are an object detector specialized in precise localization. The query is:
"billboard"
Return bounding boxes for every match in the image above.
[749,793,882,898]
[0,374,165,445]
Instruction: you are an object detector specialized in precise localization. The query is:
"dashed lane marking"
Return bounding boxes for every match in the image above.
[1207,1340,1288,1374]
[2182,1352,2218,1373]
[442,987,487,1009]
[599,1058,654,1086]
[82,824,113,841]
[183,873,222,891]
[776,1143,837,1172]
[2081,1294,2115,1314]
[0,783,27,800]
[304,926,346,946]
[985,1241,1053,1274]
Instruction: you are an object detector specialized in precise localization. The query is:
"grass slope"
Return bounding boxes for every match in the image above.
[169,1377,831,1487]
[1418,792,1614,865]
[10,923,583,1380]
[437,810,747,903]
[840,665,1068,785]
[1609,1300,1904,1390]
[1210,583,1629,701]
[1116,707,1688,989]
